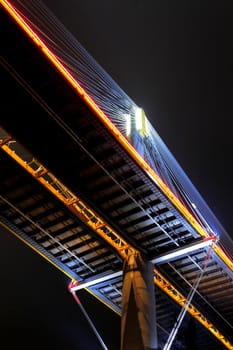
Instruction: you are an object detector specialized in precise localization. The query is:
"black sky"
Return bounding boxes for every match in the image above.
[1,0,233,349]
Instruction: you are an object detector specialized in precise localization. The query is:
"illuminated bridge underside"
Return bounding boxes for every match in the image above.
[1,3,233,350]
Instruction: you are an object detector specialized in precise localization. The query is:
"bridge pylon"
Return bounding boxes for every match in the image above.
[121,250,158,350]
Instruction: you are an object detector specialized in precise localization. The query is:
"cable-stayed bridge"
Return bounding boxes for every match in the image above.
[1,1,233,349]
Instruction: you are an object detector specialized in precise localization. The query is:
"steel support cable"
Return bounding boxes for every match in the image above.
[68,280,175,350]
[163,247,213,350]
[68,281,108,350]
[13,0,135,132]
[5,8,131,144]
[24,0,127,94]
[167,260,233,332]
[143,137,180,201]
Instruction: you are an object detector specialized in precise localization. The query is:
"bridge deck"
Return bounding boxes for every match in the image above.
[1,1,233,349]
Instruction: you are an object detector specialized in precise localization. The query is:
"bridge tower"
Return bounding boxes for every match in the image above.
[121,251,158,350]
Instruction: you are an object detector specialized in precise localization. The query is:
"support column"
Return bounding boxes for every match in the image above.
[121,251,158,350]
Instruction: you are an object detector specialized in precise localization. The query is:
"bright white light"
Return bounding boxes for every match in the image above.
[135,107,148,135]
[152,236,216,264]
[125,114,131,136]
[70,271,122,291]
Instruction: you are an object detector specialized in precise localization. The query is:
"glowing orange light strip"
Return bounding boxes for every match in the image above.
[1,0,232,274]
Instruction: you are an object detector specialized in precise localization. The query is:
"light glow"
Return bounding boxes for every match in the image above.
[125,113,131,136]
[152,236,216,264]
[135,107,147,135]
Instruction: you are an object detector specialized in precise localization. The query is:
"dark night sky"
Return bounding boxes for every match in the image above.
[1,0,233,349]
